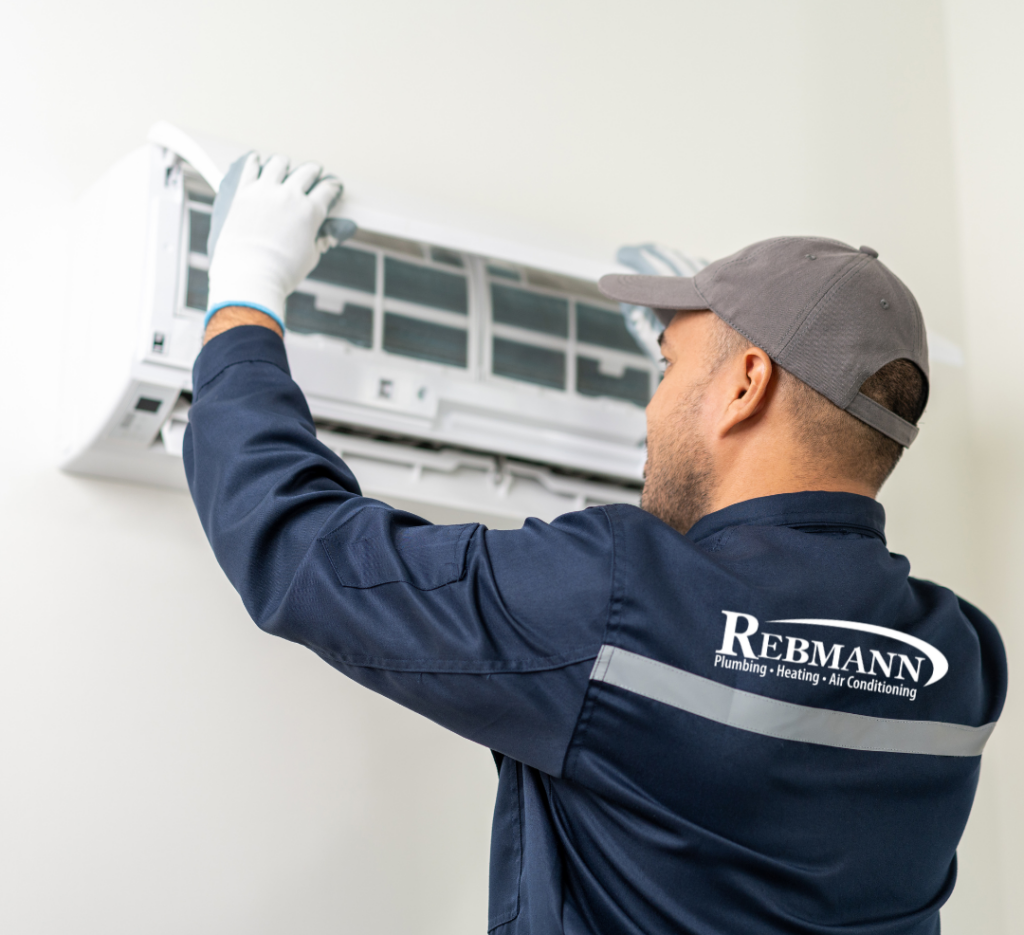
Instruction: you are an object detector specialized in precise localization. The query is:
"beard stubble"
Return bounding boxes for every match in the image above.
[640,390,716,535]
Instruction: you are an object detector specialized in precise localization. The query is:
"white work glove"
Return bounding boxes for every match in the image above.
[205,153,345,331]
[616,243,708,364]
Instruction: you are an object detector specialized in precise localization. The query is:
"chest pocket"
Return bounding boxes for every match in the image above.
[320,513,476,590]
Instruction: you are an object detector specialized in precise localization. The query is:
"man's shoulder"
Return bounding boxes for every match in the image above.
[905,576,1007,701]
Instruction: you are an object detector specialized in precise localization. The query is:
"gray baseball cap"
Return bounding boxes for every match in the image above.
[599,236,929,447]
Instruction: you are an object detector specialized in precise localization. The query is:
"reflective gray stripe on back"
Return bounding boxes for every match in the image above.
[589,645,995,757]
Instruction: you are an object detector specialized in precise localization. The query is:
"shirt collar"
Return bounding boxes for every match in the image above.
[685,491,887,546]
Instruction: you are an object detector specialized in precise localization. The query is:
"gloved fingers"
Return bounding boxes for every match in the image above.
[315,173,343,209]
[645,244,704,277]
[316,233,338,254]
[237,151,261,189]
[259,154,291,185]
[307,176,344,215]
[616,243,706,277]
[285,161,322,194]
[320,217,357,243]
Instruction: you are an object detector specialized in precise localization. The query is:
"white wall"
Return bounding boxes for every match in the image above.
[0,1,1011,932]
[940,3,1024,932]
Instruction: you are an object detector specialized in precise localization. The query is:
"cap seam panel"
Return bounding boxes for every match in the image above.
[872,259,930,383]
[693,278,770,354]
[780,254,927,410]
[701,236,852,288]
[699,237,791,292]
[775,254,872,362]
[700,233,851,288]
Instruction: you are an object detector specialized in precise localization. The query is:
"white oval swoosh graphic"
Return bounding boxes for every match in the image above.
[768,619,948,687]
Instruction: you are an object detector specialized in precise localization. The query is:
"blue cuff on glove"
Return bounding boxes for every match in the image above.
[204,301,286,333]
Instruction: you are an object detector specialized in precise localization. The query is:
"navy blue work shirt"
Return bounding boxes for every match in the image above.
[184,326,1007,935]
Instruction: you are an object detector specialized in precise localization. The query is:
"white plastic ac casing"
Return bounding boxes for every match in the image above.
[60,125,651,523]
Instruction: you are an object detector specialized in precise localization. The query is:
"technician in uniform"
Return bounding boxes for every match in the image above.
[185,154,1007,935]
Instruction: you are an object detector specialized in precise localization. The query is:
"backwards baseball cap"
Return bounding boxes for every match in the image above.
[598,236,929,447]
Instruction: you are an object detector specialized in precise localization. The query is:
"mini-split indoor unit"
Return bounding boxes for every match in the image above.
[61,124,654,524]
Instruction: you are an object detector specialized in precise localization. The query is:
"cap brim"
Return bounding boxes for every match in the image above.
[598,274,709,325]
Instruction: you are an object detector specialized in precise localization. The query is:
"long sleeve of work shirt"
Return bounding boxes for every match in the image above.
[184,325,610,777]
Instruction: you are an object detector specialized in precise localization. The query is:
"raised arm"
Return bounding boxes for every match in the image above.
[183,155,616,775]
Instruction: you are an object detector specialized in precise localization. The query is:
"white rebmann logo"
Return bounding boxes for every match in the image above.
[715,612,949,701]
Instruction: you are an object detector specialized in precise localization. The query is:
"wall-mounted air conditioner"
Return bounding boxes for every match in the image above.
[60,124,652,523]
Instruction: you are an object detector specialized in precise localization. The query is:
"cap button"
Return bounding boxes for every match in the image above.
[859,245,879,258]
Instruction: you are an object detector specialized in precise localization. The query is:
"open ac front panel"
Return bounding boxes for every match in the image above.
[61,127,652,523]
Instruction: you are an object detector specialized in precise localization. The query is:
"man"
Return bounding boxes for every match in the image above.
[185,154,1007,934]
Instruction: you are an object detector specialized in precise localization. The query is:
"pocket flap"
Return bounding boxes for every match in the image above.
[321,512,475,590]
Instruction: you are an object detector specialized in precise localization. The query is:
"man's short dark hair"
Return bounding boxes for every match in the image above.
[781,360,926,490]
[708,316,927,491]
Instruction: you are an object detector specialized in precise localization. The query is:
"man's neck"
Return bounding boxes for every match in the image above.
[707,447,876,516]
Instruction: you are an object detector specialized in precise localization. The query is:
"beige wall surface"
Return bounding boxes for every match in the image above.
[941,2,1024,932]
[0,1,1013,932]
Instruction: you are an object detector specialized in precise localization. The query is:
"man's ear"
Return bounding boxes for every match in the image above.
[716,346,774,438]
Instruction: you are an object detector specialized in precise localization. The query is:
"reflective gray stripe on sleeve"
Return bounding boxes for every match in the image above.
[589,645,996,757]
